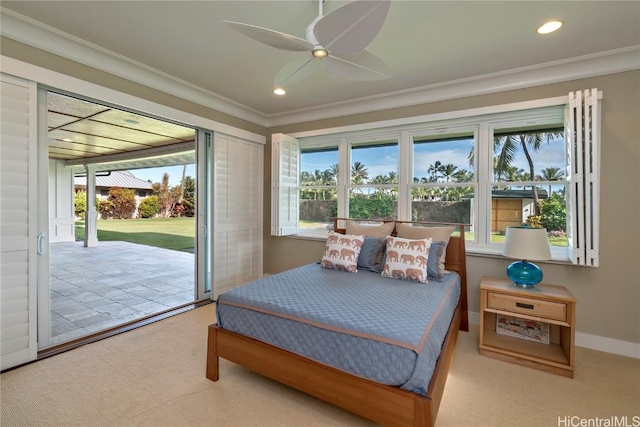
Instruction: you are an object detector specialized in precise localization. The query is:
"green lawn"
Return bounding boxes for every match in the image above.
[75,217,195,252]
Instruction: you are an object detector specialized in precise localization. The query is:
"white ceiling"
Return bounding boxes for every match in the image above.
[2,1,639,120]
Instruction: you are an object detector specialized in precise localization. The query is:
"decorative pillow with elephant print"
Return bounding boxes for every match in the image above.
[320,232,365,273]
[381,236,432,283]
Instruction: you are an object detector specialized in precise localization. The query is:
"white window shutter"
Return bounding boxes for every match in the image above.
[566,89,600,267]
[271,133,299,236]
[212,133,263,299]
[1,75,39,369]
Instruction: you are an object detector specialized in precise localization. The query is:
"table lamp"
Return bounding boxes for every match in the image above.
[502,226,552,288]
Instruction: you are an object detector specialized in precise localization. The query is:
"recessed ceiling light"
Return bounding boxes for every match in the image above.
[537,20,563,35]
[273,88,286,96]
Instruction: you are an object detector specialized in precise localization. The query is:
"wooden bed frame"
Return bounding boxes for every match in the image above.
[207,219,469,427]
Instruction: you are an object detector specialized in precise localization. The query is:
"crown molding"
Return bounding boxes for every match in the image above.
[0,8,270,127]
[2,8,639,129]
[268,46,640,127]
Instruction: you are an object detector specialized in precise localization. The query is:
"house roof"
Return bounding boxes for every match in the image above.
[74,170,153,191]
[462,189,549,200]
[492,189,549,200]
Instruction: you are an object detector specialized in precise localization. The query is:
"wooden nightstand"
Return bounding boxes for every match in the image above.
[479,276,577,378]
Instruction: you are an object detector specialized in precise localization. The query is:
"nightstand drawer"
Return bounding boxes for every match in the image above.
[487,292,567,321]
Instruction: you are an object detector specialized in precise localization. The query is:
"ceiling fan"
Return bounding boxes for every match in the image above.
[223,0,391,88]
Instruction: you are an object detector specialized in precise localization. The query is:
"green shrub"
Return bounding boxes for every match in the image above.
[181,176,195,217]
[74,191,99,219]
[74,191,87,219]
[99,187,136,219]
[540,193,567,231]
[348,196,393,219]
[138,195,159,218]
[99,199,115,218]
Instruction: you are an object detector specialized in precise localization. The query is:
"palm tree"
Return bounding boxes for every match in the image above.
[351,161,369,185]
[441,163,459,182]
[537,167,564,195]
[453,169,473,182]
[152,172,172,217]
[327,163,339,185]
[371,175,389,196]
[503,166,526,183]
[494,131,563,214]
[386,171,398,199]
[300,171,315,199]
[427,161,444,182]
[313,169,325,200]
[371,175,389,185]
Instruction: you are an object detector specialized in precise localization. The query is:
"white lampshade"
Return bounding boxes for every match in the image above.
[502,226,551,261]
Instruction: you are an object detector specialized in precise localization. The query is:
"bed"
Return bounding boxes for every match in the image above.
[207,219,469,427]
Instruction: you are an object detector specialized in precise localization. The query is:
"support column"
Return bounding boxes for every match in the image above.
[84,164,98,247]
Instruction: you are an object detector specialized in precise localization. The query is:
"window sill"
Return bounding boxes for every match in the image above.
[285,233,327,242]
[467,247,574,265]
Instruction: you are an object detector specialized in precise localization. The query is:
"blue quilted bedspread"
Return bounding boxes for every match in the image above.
[216,262,460,395]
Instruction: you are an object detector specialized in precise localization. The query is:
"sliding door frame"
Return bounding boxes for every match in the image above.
[197,130,213,300]
[1,56,265,354]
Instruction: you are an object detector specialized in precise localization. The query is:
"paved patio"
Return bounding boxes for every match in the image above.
[49,241,195,345]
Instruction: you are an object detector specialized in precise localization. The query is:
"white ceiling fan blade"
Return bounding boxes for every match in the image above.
[314,0,390,55]
[325,50,391,81]
[274,57,324,87]
[223,21,313,52]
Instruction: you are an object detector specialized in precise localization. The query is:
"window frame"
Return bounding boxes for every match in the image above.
[275,93,600,264]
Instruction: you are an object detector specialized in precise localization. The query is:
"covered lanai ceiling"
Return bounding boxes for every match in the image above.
[48,92,196,172]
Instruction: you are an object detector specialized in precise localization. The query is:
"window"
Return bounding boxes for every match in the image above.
[299,147,338,236]
[138,190,147,198]
[489,125,567,252]
[272,90,600,265]
[348,138,399,221]
[411,132,475,240]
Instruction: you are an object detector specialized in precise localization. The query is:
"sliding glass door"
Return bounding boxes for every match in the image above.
[38,90,210,348]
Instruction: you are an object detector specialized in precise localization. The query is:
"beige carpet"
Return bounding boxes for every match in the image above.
[1,304,638,427]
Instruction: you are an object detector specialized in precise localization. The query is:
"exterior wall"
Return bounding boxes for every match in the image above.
[49,159,75,242]
[491,199,525,233]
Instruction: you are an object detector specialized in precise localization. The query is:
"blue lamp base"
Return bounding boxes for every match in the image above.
[506,260,543,288]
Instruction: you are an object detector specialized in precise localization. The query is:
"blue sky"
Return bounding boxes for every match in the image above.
[301,138,565,180]
[126,137,565,187]
[128,164,195,187]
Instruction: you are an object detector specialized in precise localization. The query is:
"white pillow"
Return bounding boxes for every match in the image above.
[320,232,364,273]
[396,224,455,278]
[381,236,431,283]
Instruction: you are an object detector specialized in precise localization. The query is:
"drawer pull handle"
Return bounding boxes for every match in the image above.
[516,302,534,310]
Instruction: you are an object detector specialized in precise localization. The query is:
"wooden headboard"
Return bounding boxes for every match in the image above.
[333,218,469,331]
